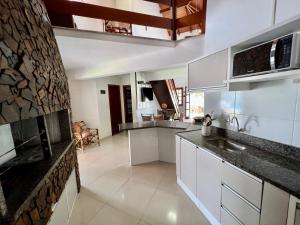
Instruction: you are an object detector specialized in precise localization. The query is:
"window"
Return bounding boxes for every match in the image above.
[185,88,204,119]
[185,87,190,118]
[176,88,183,106]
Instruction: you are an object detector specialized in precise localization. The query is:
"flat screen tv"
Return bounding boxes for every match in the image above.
[141,87,153,102]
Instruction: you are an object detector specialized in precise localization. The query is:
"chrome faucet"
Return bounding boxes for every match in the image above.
[231,116,245,132]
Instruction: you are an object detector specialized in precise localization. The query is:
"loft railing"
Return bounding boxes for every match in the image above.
[43,0,206,40]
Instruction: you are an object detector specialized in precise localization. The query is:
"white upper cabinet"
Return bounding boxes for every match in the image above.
[275,0,300,24]
[180,139,197,195]
[197,147,222,222]
[204,0,274,54]
[188,49,228,90]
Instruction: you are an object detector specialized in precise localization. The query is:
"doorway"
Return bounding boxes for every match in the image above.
[123,85,133,123]
[108,84,122,135]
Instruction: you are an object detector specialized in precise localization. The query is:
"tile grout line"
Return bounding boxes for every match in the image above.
[139,185,160,225]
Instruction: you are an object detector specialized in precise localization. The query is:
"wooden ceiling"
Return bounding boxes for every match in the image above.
[159,0,205,35]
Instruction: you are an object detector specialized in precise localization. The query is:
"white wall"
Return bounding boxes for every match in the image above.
[72,0,168,39]
[72,0,116,32]
[204,79,300,147]
[69,80,101,131]
[132,66,188,121]
[115,0,131,10]
[68,74,131,139]
[141,66,188,87]
[131,0,169,40]
[95,75,130,138]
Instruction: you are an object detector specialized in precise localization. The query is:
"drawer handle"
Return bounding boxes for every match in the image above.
[222,183,261,213]
[221,204,244,225]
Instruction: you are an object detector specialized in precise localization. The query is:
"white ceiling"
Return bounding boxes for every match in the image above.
[54,28,206,80]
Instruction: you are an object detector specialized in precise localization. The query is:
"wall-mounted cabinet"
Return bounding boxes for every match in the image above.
[188,49,229,91]
[275,0,300,24]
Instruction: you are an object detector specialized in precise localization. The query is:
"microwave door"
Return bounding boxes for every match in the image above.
[295,204,300,225]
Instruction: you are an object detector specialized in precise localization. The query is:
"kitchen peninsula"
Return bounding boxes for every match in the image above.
[119,121,201,165]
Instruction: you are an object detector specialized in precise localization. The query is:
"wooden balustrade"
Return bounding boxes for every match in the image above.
[43,0,206,40]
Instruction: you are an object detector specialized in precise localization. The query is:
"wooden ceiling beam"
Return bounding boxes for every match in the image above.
[144,0,193,7]
[160,7,171,13]
[201,0,207,33]
[143,0,172,5]
[176,11,202,28]
[43,0,172,29]
[176,0,192,7]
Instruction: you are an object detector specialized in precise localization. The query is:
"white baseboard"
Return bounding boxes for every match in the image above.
[177,177,221,225]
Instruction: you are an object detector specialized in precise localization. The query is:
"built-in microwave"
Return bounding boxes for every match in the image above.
[232,32,300,78]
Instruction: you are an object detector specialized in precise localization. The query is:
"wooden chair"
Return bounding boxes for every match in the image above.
[72,121,100,151]
[153,114,164,120]
[141,114,153,121]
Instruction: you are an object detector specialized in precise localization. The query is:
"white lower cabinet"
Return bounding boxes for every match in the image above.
[175,136,181,178]
[221,185,260,225]
[48,169,78,225]
[48,188,69,225]
[197,148,222,222]
[177,136,293,225]
[221,162,262,209]
[287,195,300,225]
[221,206,242,225]
[180,139,197,195]
[260,182,290,225]
[66,170,78,212]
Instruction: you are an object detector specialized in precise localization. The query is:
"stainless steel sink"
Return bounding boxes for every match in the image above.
[207,138,247,152]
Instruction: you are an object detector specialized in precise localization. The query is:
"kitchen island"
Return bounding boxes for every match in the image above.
[119,121,201,165]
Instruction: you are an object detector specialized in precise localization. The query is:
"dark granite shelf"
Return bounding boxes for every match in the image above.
[119,121,202,132]
[177,128,300,199]
[0,140,73,224]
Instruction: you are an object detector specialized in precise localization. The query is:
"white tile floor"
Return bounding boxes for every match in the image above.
[69,132,210,225]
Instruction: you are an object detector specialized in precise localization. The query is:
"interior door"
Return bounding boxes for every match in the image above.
[108,85,122,135]
[123,85,133,123]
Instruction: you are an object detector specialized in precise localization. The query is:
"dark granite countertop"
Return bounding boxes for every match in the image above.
[177,129,300,199]
[0,141,73,224]
[119,121,202,132]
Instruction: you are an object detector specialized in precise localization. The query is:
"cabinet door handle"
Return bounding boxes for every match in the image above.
[221,205,244,225]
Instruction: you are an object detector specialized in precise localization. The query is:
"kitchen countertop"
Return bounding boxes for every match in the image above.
[0,141,73,224]
[177,129,300,199]
[119,121,202,132]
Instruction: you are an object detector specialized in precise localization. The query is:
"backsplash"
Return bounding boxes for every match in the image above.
[205,79,300,147]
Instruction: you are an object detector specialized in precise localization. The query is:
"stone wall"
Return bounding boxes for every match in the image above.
[0,0,70,125]
[13,144,80,225]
